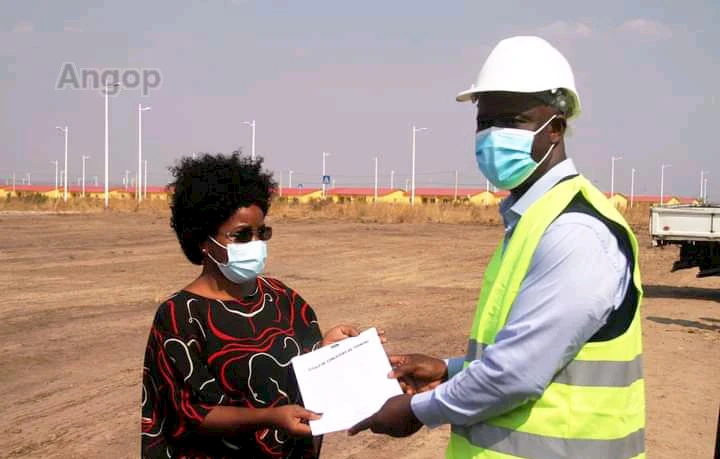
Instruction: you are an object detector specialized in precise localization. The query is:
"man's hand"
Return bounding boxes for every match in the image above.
[347,394,422,437]
[389,354,448,395]
[266,405,321,437]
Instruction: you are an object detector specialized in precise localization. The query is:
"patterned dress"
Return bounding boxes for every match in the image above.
[141,277,323,458]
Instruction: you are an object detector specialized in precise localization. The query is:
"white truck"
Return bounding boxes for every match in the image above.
[650,205,720,277]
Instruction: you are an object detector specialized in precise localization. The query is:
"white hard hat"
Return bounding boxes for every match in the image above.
[456,36,581,119]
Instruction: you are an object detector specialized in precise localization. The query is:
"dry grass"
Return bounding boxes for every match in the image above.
[0,195,654,227]
[270,200,504,224]
[0,195,170,215]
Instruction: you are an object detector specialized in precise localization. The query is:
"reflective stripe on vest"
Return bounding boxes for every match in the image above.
[466,340,643,387]
[451,424,645,459]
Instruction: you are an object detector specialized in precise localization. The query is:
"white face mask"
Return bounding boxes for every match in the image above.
[207,237,267,284]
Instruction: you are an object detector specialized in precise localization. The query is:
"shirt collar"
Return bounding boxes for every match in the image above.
[501,158,579,232]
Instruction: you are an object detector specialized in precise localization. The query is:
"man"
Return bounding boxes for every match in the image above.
[349,36,646,459]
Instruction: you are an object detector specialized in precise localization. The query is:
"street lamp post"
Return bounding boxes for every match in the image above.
[390,170,395,190]
[610,156,622,199]
[704,178,709,202]
[660,164,672,207]
[104,81,120,209]
[373,157,379,202]
[138,104,152,203]
[700,170,709,202]
[144,160,148,198]
[289,170,294,189]
[55,126,69,202]
[411,124,428,205]
[454,170,459,201]
[322,152,331,197]
[242,120,256,160]
[630,168,636,208]
[82,155,90,197]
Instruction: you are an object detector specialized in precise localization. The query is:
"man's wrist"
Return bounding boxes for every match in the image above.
[410,391,447,429]
[445,357,466,380]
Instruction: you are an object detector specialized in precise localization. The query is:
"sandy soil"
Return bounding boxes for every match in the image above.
[1,212,718,459]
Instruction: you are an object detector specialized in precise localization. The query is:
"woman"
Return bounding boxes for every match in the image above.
[141,152,357,458]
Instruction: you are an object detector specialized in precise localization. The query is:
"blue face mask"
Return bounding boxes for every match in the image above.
[208,237,267,284]
[475,115,557,190]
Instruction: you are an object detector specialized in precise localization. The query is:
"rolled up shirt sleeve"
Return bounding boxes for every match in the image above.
[411,213,631,428]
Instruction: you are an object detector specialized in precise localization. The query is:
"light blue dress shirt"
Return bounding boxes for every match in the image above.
[411,159,632,427]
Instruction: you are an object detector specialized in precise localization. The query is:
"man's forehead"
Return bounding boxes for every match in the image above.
[475,92,546,116]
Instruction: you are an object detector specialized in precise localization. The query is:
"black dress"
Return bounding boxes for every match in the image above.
[141,277,323,458]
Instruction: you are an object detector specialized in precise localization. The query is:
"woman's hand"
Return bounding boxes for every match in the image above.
[266,405,321,437]
[321,325,388,347]
[321,324,360,347]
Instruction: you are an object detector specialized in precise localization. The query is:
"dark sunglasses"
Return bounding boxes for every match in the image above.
[223,225,273,243]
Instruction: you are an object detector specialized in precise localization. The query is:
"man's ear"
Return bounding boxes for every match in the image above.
[549,117,566,142]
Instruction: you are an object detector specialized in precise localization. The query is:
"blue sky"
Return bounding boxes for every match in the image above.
[1,0,718,197]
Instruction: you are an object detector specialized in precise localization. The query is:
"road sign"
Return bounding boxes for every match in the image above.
[322,175,331,185]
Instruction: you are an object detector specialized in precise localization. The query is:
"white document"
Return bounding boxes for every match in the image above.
[291,327,402,435]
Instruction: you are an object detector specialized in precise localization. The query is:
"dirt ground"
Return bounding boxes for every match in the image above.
[1,212,718,459]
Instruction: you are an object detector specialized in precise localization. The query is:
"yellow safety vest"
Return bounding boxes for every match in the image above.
[447,175,645,459]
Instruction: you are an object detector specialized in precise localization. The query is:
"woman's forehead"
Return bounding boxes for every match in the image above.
[223,205,265,227]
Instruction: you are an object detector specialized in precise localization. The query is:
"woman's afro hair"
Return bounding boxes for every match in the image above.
[168,151,276,264]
